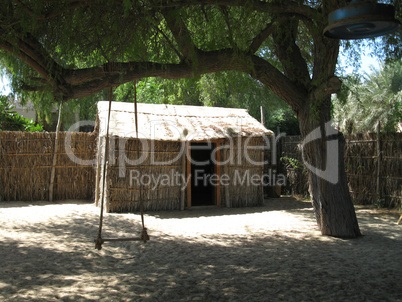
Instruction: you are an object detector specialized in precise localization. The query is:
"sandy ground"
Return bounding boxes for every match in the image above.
[0,197,401,302]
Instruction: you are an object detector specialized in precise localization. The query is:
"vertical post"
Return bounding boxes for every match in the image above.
[276,127,282,177]
[260,106,265,126]
[376,121,382,201]
[223,148,231,208]
[94,136,102,206]
[95,88,113,249]
[216,141,221,207]
[180,142,186,211]
[186,142,192,208]
[276,127,283,197]
[262,143,266,201]
[49,102,63,202]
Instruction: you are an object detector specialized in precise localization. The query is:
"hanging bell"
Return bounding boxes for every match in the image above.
[324,0,401,39]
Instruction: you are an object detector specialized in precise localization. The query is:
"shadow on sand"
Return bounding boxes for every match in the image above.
[142,196,313,219]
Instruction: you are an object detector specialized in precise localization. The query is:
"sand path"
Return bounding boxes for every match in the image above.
[0,197,401,301]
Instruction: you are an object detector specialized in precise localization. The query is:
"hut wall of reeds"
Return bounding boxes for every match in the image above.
[221,136,266,208]
[96,101,272,212]
[278,133,402,208]
[96,138,184,212]
[0,131,96,201]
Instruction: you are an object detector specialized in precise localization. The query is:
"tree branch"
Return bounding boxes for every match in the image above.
[251,55,306,111]
[9,0,88,24]
[61,49,305,108]
[151,0,324,23]
[28,77,49,84]
[20,82,46,92]
[313,76,342,101]
[219,6,235,48]
[161,7,198,60]
[272,18,311,90]
[152,16,183,61]
[249,19,278,54]
[0,27,73,98]
[0,38,51,82]
[1,0,320,109]
[16,32,69,92]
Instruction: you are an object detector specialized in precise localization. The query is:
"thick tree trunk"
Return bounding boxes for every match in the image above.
[298,96,361,238]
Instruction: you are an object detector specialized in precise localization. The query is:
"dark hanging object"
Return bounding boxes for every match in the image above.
[324,0,401,39]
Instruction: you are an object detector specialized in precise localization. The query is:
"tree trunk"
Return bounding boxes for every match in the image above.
[298,96,361,238]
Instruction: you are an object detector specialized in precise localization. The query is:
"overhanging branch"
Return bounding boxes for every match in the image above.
[251,55,306,111]
[249,19,278,54]
[20,82,46,92]
[272,18,311,90]
[0,39,51,82]
[150,0,323,23]
[9,0,89,26]
[161,7,198,60]
[64,50,305,109]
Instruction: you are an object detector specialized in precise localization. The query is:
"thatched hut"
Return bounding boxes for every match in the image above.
[95,101,273,212]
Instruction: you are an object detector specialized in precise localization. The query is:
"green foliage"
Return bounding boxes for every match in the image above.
[0,95,43,132]
[23,119,43,132]
[67,93,103,122]
[380,0,402,62]
[114,77,202,106]
[113,71,300,135]
[333,61,402,134]
[0,0,398,136]
[375,198,386,209]
[280,156,303,170]
[269,110,300,135]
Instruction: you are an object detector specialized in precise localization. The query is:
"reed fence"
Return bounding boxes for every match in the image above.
[0,131,96,201]
[2,130,399,209]
[276,133,401,208]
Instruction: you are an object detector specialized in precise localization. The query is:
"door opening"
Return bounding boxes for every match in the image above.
[190,142,216,206]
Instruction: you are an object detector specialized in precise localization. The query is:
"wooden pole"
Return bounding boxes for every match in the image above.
[376,121,382,201]
[223,149,231,208]
[180,142,186,211]
[49,102,63,202]
[276,126,281,176]
[275,127,282,197]
[186,142,192,208]
[94,135,102,207]
[216,141,221,207]
[95,88,113,250]
[260,106,265,126]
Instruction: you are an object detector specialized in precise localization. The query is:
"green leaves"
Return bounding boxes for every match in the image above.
[112,71,299,134]
[333,61,402,133]
[0,95,43,132]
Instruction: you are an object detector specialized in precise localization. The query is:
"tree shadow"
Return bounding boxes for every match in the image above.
[0,199,400,301]
[144,197,312,220]
[0,222,400,301]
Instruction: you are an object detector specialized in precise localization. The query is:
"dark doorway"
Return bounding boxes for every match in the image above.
[190,142,216,206]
